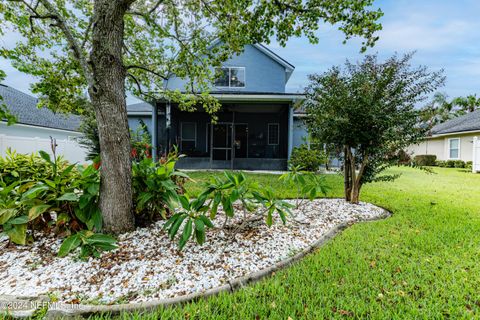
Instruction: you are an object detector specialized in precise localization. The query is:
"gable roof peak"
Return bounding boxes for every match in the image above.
[208,40,295,81]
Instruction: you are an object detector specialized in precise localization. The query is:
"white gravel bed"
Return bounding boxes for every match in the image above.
[0,199,387,305]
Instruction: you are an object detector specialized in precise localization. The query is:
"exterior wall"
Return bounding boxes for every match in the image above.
[128,116,152,134]
[408,132,480,162]
[409,138,445,159]
[292,117,308,147]
[0,122,87,163]
[166,45,287,93]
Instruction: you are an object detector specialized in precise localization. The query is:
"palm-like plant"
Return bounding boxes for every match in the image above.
[452,94,480,114]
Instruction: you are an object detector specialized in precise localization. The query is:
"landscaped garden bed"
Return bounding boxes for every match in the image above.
[0,199,388,306]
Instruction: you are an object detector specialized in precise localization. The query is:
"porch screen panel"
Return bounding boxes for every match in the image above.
[247,121,282,159]
[181,122,196,152]
[268,123,279,145]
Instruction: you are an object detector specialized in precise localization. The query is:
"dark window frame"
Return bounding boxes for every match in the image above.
[214,67,246,88]
[180,122,197,150]
[267,123,280,145]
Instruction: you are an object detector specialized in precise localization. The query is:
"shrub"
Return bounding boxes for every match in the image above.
[289,145,326,172]
[466,161,473,170]
[0,148,65,185]
[279,165,329,208]
[397,150,412,165]
[454,160,465,168]
[78,115,153,164]
[0,143,116,259]
[132,151,188,225]
[445,160,456,168]
[435,160,446,167]
[131,119,153,161]
[413,155,437,166]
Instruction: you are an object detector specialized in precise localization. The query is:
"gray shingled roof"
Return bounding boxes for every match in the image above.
[431,109,480,135]
[127,102,153,113]
[0,84,81,132]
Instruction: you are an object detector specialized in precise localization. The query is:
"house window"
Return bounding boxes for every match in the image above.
[449,138,460,159]
[268,123,279,145]
[181,122,196,151]
[214,67,245,88]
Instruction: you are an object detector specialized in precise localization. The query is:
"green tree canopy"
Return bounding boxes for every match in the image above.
[0,0,383,233]
[303,53,445,203]
[0,69,17,125]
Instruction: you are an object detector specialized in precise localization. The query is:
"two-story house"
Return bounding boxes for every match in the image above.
[127,43,308,170]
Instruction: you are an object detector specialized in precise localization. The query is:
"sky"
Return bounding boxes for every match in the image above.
[1,0,479,102]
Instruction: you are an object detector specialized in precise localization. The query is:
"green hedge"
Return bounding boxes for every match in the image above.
[435,160,446,167]
[454,160,466,168]
[413,154,437,166]
[466,161,473,170]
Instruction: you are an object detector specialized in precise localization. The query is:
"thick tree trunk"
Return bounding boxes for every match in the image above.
[89,0,135,233]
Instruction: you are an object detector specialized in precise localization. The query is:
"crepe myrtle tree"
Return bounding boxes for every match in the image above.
[0,0,383,233]
[303,53,445,204]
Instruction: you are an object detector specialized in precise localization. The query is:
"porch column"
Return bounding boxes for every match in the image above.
[473,136,478,173]
[287,104,294,161]
[151,102,158,162]
[166,100,171,152]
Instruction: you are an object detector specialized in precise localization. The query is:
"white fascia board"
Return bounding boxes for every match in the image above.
[429,129,480,138]
[211,93,305,103]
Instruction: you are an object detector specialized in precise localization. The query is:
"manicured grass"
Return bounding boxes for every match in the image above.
[93,167,480,319]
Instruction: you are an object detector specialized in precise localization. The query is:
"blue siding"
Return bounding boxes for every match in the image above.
[293,118,308,148]
[166,45,287,93]
[128,116,151,134]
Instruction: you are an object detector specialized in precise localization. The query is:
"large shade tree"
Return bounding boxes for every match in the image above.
[304,53,445,203]
[0,0,383,233]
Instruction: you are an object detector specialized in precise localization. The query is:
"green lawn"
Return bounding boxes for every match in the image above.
[94,167,480,319]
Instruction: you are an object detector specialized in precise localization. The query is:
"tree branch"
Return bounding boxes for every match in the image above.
[8,0,57,33]
[127,0,165,17]
[356,155,368,186]
[28,13,58,33]
[81,17,93,49]
[125,65,168,80]
[273,0,308,13]
[127,73,158,101]
[37,0,94,87]
[148,0,165,14]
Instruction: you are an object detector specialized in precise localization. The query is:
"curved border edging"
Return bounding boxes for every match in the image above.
[7,210,392,319]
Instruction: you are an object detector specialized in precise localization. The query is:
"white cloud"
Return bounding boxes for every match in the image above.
[379,21,471,51]
[375,4,478,52]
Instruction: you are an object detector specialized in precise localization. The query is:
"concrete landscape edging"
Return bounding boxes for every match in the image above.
[1,210,391,319]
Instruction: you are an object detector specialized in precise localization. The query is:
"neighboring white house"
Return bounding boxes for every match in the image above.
[0,84,88,163]
[408,109,480,172]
